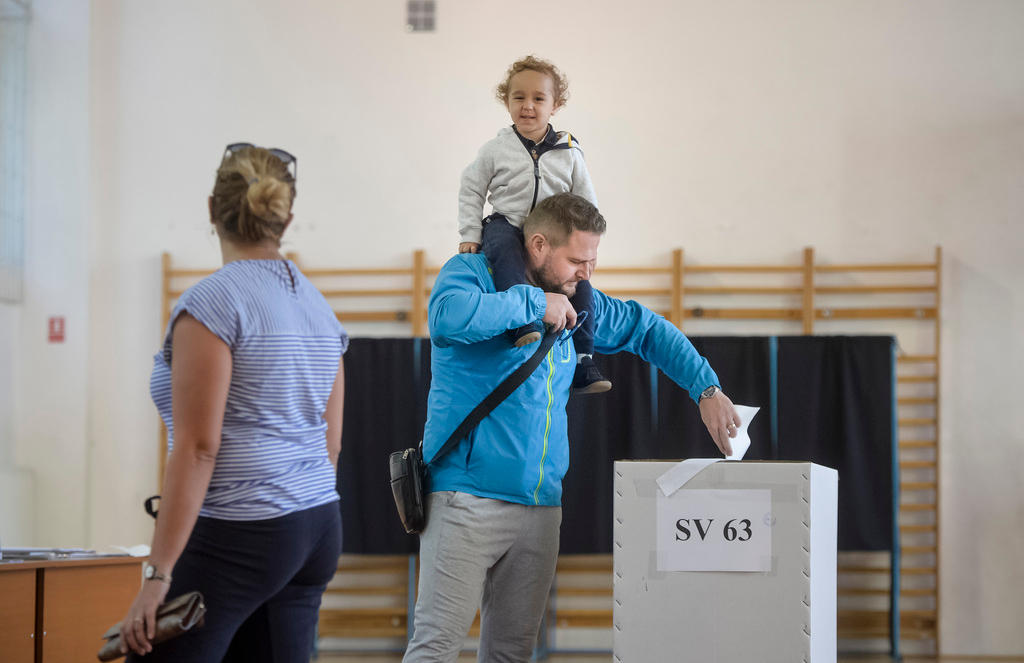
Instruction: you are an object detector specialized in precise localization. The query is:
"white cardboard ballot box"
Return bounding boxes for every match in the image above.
[613,460,838,663]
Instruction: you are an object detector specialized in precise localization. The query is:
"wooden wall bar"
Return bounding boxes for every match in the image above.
[160,246,942,656]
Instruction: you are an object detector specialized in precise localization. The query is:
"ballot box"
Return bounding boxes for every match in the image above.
[613,460,838,662]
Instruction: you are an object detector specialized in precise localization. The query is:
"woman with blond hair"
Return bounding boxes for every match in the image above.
[119,143,347,661]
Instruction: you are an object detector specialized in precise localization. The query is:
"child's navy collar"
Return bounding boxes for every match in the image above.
[512,124,559,149]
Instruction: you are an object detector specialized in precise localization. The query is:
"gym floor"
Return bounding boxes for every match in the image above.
[318,654,1024,662]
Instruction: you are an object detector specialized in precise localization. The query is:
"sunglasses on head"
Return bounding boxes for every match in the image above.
[223,142,297,180]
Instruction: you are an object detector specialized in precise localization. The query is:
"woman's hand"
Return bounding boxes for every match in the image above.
[119,578,171,655]
[459,242,480,254]
[116,313,228,655]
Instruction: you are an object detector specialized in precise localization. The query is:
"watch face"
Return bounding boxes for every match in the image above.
[144,564,154,579]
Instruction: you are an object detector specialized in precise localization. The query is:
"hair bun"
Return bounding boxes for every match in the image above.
[246,176,291,223]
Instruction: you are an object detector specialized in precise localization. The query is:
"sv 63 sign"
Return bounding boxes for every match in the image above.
[655,489,772,572]
[674,517,753,542]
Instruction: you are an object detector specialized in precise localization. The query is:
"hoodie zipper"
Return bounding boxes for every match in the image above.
[532,347,556,504]
[529,147,540,212]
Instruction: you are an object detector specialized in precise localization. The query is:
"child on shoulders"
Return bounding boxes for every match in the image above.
[458,55,610,394]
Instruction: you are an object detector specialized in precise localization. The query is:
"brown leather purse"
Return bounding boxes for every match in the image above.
[97,591,206,661]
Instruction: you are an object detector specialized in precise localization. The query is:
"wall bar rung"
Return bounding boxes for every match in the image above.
[595,265,673,274]
[301,267,413,277]
[815,285,937,294]
[898,440,936,448]
[815,263,937,272]
[898,355,937,363]
[684,264,803,273]
[320,288,414,298]
[685,307,802,320]
[687,286,803,295]
[600,288,673,297]
[816,307,936,320]
[900,503,936,511]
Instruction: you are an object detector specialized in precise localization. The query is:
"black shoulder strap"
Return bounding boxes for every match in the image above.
[427,330,558,465]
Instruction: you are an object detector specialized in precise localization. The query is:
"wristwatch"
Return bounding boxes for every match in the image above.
[698,385,721,402]
[143,562,172,584]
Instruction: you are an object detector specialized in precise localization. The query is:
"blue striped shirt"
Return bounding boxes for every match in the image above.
[150,259,348,520]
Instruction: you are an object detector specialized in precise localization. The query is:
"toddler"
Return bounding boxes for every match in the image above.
[458,55,610,394]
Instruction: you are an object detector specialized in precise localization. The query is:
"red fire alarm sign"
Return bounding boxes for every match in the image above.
[48,316,65,343]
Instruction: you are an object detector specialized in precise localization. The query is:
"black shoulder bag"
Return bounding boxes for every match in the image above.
[389,331,557,534]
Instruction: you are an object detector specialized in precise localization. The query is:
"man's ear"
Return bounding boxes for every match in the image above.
[525,231,547,258]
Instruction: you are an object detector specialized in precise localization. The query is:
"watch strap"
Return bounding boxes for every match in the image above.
[698,385,721,402]
[144,562,172,583]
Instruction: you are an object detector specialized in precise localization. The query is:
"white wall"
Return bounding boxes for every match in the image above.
[5,0,1022,655]
[0,302,34,548]
[0,0,92,548]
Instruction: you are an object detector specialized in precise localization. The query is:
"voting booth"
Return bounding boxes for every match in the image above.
[613,460,838,662]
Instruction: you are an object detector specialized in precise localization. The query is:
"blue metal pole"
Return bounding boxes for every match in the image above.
[649,364,659,434]
[407,554,417,644]
[769,336,779,459]
[413,337,422,387]
[890,339,902,659]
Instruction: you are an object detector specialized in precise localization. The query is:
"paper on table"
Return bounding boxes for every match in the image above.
[111,544,151,557]
[725,404,760,460]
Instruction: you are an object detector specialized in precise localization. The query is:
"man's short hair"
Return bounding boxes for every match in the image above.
[522,193,606,246]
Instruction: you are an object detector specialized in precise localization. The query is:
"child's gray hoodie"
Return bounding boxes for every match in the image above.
[458,126,598,244]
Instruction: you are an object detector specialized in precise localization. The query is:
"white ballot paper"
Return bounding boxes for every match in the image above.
[725,404,760,460]
[655,404,762,498]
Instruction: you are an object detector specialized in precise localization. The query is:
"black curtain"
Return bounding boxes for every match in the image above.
[777,336,894,551]
[336,336,893,554]
[562,352,654,553]
[337,338,422,554]
[651,337,774,460]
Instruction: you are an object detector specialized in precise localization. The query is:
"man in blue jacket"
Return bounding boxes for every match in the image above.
[403,193,741,663]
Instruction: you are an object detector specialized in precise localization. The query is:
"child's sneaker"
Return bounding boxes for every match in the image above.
[512,322,543,347]
[573,355,612,394]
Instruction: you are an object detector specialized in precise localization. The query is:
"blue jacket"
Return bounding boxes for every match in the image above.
[424,254,719,506]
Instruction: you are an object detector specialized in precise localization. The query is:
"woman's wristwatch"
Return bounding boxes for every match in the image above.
[698,385,721,402]
[143,562,172,584]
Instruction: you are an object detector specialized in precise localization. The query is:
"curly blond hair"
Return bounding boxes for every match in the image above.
[495,55,569,107]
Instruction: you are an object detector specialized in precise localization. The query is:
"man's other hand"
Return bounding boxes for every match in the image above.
[542,293,577,333]
[698,390,741,457]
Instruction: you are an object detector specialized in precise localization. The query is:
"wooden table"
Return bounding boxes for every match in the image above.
[0,556,142,663]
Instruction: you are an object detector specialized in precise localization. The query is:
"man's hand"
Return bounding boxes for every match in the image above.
[459,242,480,254]
[542,293,577,333]
[698,390,741,456]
